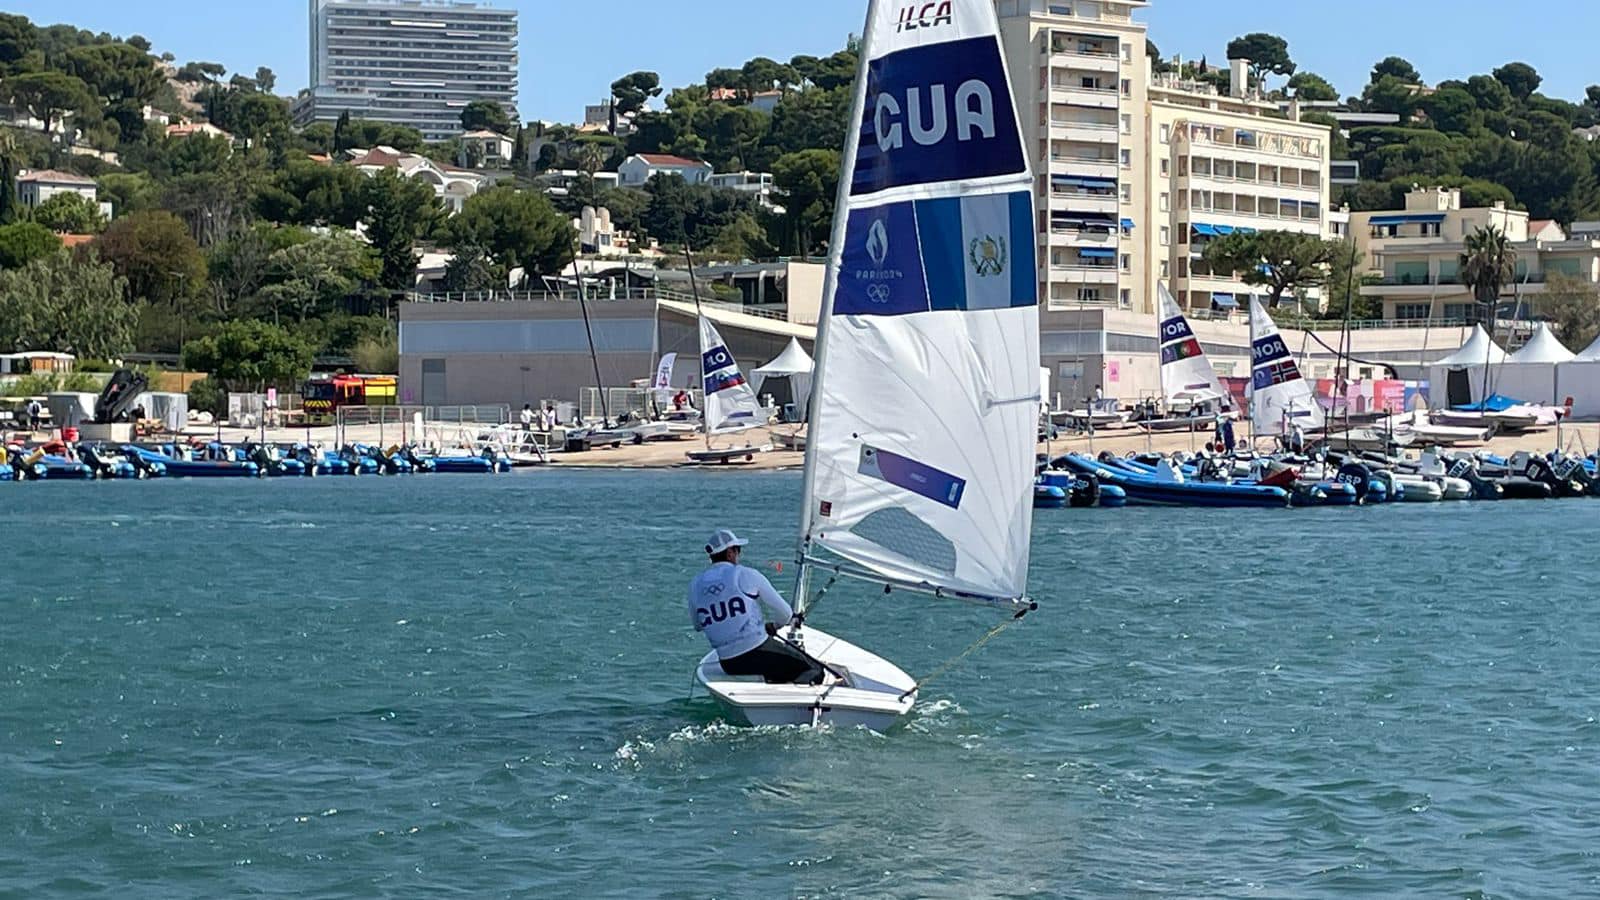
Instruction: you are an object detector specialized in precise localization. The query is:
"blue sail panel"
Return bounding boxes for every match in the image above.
[851,37,1025,196]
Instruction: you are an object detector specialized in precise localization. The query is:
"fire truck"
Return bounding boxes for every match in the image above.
[301,374,398,426]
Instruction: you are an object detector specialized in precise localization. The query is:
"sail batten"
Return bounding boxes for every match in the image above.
[1248,298,1326,435]
[798,0,1038,605]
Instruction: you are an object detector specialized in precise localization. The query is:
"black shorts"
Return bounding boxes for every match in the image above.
[719,636,825,685]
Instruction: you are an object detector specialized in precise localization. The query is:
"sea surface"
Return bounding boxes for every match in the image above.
[3,471,1598,898]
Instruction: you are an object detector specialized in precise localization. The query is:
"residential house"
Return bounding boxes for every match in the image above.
[708,171,780,210]
[347,146,490,214]
[533,169,620,198]
[749,90,782,114]
[167,122,234,142]
[14,170,112,221]
[460,130,515,169]
[617,153,713,187]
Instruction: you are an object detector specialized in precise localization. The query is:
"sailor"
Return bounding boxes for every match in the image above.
[1290,421,1307,455]
[688,529,823,685]
[1092,385,1104,411]
[27,398,42,430]
[520,403,535,431]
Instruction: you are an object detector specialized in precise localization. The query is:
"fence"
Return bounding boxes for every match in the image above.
[578,387,703,423]
[333,404,511,447]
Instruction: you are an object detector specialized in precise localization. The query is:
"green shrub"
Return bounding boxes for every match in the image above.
[187,377,225,417]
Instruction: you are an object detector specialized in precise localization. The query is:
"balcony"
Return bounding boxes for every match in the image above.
[1049,153,1118,179]
[1048,264,1119,285]
[1048,120,1120,144]
[1049,84,1120,109]
[1047,226,1117,248]
[1050,189,1118,213]
[1046,41,1120,73]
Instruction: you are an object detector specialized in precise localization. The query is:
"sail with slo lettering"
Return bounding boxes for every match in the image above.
[1157,282,1226,405]
[1248,298,1325,435]
[698,317,763,435]
[796,0,1038,606]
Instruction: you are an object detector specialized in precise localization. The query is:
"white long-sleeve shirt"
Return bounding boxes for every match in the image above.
[687,562,795,660]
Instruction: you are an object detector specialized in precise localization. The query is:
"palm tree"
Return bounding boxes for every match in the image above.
[1459,225,1516,325]
[1459,224,1517,404]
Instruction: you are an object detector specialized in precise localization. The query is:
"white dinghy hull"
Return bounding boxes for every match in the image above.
[695,627,917,731]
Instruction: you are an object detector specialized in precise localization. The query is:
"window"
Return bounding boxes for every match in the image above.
[1160,158,1169,176]
[1078,287,1101,302]
[1177,223,1189,244]
[1421,222,1441,237]
[1178,258,1189,277]
[1120,149,1131,168]
[1120,254,1131,271]
[1160,260,1170,278]
[1159,124,1171,144]
[1080,76,1098,89]
[1177,157,1188,176]
[1178,290,1189,305]
[1394,303,1430,320]
[1159,192,1170,212]
[1121,42,1132,62]
[1121,78,1131,96]
[1159,226,1171,246]
[1120,288,1132,308]
[1119,184,1132,202]
[1120,113,1132,134]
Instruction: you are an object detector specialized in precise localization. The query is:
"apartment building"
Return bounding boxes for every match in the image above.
[296,0,518,142]
[1153,61,1332,315]
[1355,186,1600,320]
[996,0,1333,320]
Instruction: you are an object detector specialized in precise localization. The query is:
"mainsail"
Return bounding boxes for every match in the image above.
[698,317,763,434]
[1247,298,1325,435]
[798,0,1038,605]
[1157,282,1225,405]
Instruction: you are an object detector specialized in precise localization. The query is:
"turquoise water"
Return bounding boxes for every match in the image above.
[4,472,1599,898]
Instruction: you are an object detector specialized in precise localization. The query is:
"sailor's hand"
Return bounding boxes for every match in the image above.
[764,622,778,637]
[788,613,805,630]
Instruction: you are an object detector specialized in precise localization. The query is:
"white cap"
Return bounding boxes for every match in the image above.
[705,528,749,555]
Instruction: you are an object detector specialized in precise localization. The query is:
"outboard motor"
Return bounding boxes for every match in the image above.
[1336,461,1372,504]
[1447,456,1502,500]
[1527,454,1584,498]
[1068,472,1101,508]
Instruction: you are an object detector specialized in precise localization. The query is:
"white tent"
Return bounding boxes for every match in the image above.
[1576,333,1600,361]
[1432,325,1508,367]
[1507,323,1576,364]
[751,338,814,421]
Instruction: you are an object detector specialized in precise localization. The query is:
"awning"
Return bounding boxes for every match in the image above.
[1211,293,1239,309]
[1369,213,1447,226]
[1212,224,1235,236]
[1192,223,1218,237]
[1120,217,1135,231]
[1079,248,1115,259]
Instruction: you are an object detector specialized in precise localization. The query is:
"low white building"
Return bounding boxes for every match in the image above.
[459,130,515,169]
[617,153,713,187]
[708,171,779,209]
[534,169,619,198]
[14,169,98,210]
[347,146,489,214]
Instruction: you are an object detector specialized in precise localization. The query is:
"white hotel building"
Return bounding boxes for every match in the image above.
[294,0,518,142]
[996,0,1333,318]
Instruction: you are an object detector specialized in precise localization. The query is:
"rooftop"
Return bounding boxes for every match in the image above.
[634,153,710,167]
[15,169,96,186]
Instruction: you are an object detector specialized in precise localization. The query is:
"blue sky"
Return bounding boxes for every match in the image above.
[8,1,1598,122]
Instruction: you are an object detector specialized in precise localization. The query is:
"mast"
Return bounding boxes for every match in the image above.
[683,245,711,451]
[571,256,609,426]
[792,0,882,613]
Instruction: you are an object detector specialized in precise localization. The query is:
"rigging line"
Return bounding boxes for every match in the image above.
[899,602,1036,701]
[1298,328,1398,378]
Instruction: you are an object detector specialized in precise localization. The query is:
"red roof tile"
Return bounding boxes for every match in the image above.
[636,153,708,167]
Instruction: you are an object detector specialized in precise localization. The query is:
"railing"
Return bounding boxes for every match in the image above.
[1373,274,1552,287]
[405,288,659,304]
[1048,120,1118,131]
[657,289,789,321]
[1050,153,1118,164]
[1050,83,1117,94]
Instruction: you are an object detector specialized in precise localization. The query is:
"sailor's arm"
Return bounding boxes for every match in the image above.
[742,568,794,623]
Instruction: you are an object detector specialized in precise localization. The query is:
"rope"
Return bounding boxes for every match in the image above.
[900,603,1035,700]
[798,573,838,618]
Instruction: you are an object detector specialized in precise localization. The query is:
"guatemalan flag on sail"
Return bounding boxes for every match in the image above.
[803,0,1040,605]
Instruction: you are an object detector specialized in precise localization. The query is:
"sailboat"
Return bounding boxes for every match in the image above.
[1247,298,1326,440]
[684,316,772,464]
[694,0,1040,729]
[1142,282,1229,431]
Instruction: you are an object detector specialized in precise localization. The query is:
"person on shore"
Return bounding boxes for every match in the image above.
[673,389,690,412]
[1092,385,1104,412]
[520,404,535,432]
[26,399,42,431]
[1289,421,1306,455]
[688,529,823,685]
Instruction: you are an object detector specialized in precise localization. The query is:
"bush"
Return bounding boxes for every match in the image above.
[187,377,225,417]
[0,371,102,397]
[352,325,398,374]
